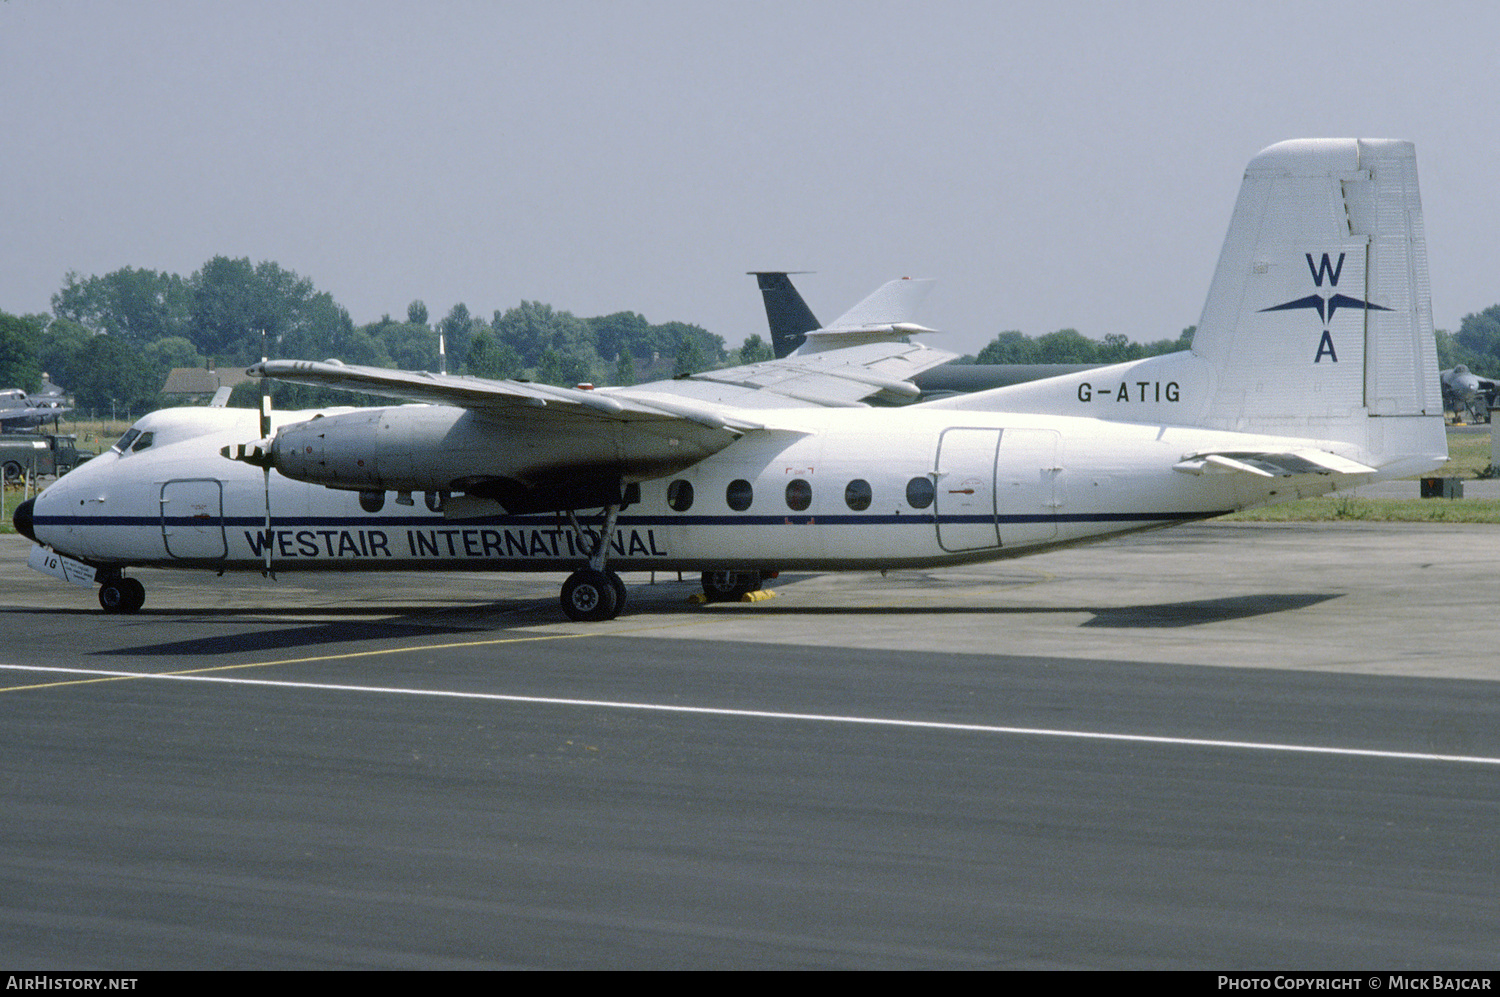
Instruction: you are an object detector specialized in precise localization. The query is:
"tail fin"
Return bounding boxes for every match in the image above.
[1191,138,1442,428]
[927,138,1445,477]
[748,272,821,358]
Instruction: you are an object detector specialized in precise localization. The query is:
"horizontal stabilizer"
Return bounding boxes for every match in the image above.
[797,278,937,353]
[1173,449,1377,478]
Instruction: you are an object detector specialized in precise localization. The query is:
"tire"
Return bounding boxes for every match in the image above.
[607,570,627,615]
[99,577,146,614]
[561,569,619,622]
[700,570,761,601]
[2,461,21,482]
[121,578,146,613]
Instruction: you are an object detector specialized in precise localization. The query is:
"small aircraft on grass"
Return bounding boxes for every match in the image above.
[16,139,1447,620]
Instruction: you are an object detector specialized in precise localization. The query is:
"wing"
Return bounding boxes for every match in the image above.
[249,340,956,421]
[238,342,956,514]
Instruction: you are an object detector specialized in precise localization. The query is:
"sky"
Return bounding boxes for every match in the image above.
[4,0,1498,358]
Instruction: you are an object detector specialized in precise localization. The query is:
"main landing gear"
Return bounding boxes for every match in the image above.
[98,573,146,614]
[700,570,764,602]
[559,505,627,622]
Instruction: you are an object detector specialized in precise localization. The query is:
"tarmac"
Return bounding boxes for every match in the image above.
[1,520,1497,968]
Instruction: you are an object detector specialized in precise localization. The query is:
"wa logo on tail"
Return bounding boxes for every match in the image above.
[1260,251,1392,363]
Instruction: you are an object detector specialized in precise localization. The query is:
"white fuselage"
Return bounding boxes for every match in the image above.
[29,403,1365,575]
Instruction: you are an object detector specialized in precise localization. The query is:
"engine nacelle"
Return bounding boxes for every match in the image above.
[238,404,725,504]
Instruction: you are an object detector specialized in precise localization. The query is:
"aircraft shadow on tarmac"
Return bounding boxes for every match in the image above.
[690,591,1342,628]
[101,619,484,657]
[86,590,1342,658]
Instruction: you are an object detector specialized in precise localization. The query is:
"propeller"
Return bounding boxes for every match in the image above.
[259,330,274,578]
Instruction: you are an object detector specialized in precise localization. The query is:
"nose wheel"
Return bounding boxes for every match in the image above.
[98,576,146,614]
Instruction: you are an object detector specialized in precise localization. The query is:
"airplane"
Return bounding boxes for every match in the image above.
[15,138,1448,621]
[0,387,72,432]
[748,270,1098,394]
[1440,365,1496,423]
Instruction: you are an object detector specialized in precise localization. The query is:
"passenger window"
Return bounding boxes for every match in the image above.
[130,431,155,452]
[667,479,694,512]
[726,479,753,511]
[785,479,811,512]
[905,476,935,509]
[844,479,872,511]
[112,429,140,454]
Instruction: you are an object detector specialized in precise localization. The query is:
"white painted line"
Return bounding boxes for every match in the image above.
[3,662,1499,766]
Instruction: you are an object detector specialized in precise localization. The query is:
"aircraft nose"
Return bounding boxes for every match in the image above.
[12,498,35,542]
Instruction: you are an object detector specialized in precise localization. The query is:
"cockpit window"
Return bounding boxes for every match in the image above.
[112,429,141,454]
[130,432,155,452]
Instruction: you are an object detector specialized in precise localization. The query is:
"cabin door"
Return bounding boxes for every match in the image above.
[935,428,1000,552]
[161,479,228,560]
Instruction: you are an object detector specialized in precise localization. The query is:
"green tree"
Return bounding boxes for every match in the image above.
[0,312,43,391]
[1143,326,1195,356]
[588,311,653,363]
[974,331,1038,364]
[673,335,706,377]
[614,351,637,385]
[465,331,525,379]
[407,300,429,326]
[737,333,774,364]
[188,257,323,364]
[1034,328,1097,363]
[32,318,92,392]
[1098,333,1144,363]
[1455,306,1500,377]
[70,335,161,415]
[376,321,440,371]
[143,335,203,372]
[51,267,190,346]
[438,303,475,372]
[657,321,725,368]
[535,347,592,386]
[492,300,601,373]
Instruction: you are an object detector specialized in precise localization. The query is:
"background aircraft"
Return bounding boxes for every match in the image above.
[1440,365,1496,422]
[748,271,1097,396]
[0,387,72,432]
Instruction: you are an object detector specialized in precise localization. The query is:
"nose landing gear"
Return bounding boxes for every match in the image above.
[98,575,146,614]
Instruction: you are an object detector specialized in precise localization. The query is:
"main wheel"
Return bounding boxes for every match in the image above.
[561,569,619,622]
[700,570,761,602]
[606,570,627,615]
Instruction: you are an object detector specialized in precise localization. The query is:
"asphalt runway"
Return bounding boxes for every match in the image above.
[1,523,1497,969]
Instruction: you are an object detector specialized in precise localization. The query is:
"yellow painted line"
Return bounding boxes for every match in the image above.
[0,615,719,694]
